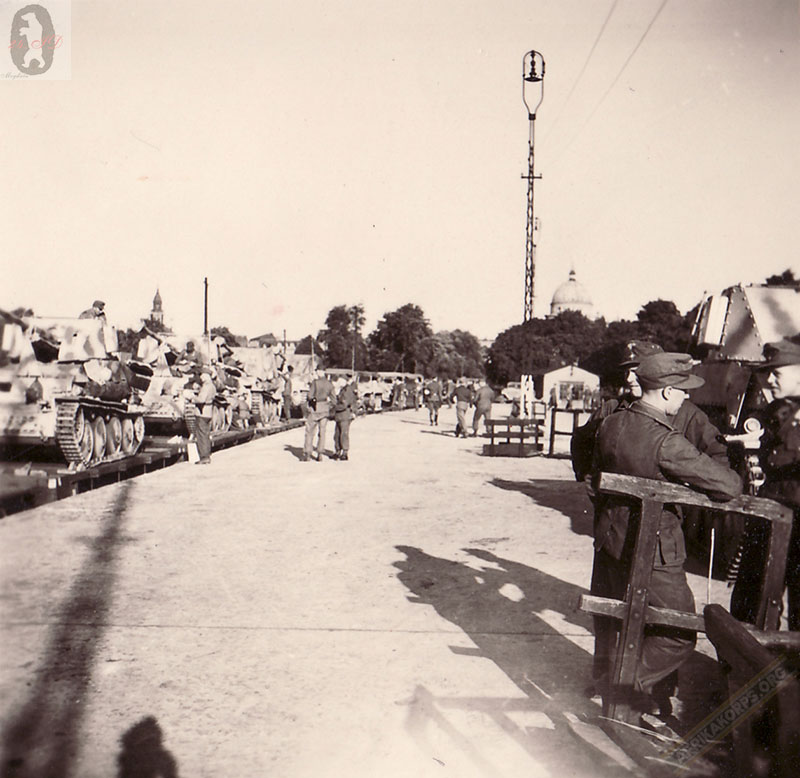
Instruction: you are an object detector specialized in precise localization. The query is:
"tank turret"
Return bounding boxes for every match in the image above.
[0,310,145,468]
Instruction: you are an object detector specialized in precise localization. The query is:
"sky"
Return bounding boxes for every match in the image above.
[2,0,799,341]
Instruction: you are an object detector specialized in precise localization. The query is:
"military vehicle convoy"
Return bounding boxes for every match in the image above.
[0,311,146,468]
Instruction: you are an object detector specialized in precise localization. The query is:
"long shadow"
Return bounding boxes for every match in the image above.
[2,481,135,778]
[392,546,637,775]
[489,477,594,538]
[117,717,178,778]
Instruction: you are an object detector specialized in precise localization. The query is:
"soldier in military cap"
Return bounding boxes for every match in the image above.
[590,352,742,717]
[79,299,107,322]
[572,341,728,483]
[731,338,800,628]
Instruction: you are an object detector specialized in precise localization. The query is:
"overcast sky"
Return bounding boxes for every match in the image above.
[3,0,798,341]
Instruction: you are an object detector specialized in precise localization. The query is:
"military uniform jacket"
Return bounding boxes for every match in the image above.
[593,400,741,565]
[761,398,800,510]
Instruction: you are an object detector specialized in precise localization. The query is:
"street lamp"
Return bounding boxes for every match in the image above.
[522,50,545,322]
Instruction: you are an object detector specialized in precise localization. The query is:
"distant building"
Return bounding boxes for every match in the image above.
[250,332,279,348]
[549,269,594,318]
[150,289,164,326]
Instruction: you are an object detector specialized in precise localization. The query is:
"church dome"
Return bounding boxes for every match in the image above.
[550,270,593,317]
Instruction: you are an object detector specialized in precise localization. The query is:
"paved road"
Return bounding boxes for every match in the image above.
[0,405,727,777]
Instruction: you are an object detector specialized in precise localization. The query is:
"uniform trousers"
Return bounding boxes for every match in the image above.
[304,411,328,458]
[282,394,293,420]
[195,416,212,462]
[455,401,469,436]
[472,404,491,433]
[590,548,696,698]
[333,414,352,455]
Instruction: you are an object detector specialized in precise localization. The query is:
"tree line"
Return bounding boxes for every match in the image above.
[119,269,798,386]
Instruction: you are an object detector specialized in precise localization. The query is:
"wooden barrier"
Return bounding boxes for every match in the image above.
[483,418,543,457]
[578,472,793,725]
[703,604,800,777]
[547,407,587,456]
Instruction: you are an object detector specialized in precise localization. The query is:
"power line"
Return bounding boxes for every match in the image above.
[542,0,619,147]
[551,0,670,168]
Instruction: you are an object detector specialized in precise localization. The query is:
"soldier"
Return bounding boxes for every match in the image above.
[423,377,443,425]
[193,367,216,465]
[303,370,336,462]
[572,341,729,484]
[452,379,473,438]
[333,375,358,461]
[471,380,496,436]
[281,365,294,421]
[731,338,800,629]
[591,353,741,716]
[79,299,107,321]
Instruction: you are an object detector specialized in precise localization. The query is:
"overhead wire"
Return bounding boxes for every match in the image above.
[542,0,619,147]
[550,0,670,169]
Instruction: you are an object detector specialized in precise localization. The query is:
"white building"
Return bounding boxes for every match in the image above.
[549,269,594,318]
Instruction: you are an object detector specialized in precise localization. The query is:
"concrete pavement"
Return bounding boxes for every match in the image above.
[0,405,728,777]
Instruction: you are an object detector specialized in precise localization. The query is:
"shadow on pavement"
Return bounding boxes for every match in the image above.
[283,444,306,461]
[2,481,135,778]
[117,716,179,778]
[489,478,594,538]
[392,546,636,776]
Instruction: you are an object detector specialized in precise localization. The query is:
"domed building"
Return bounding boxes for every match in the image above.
[549,269,594,318]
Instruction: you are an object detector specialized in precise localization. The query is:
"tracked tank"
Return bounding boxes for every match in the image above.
[0,310,145,468]
[690,283,800,434]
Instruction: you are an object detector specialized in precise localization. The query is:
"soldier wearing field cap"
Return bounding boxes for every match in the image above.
[590,352,742,718]
[79,299,107,322]
[731,337,800,629]
[572,341,728,483]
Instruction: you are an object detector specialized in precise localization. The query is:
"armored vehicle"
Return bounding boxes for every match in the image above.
[0,311,145,468]
[690,283,800,434]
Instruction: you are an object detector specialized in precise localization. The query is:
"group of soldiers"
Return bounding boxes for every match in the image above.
[420,377,495,436]
[570,337,800,724]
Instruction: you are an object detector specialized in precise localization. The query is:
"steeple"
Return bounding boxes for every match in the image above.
[150,288,164,324]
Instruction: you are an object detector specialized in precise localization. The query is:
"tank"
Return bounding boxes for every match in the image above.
[685,283,800,566]
[0,310,146,468]
[228,345,281,426]
[690,283,800,434]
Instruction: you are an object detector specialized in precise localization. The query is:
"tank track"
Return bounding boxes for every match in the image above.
[56,398,145,469]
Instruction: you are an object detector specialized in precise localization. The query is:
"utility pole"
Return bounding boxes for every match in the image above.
[521,50,545,322]
[203,277,209,335]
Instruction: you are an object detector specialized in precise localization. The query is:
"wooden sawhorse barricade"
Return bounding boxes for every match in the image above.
[703,604,800,778]
[483,418,543,457]
[579,473,794,725]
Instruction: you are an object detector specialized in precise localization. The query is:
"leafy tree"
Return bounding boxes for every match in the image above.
[117,327,143,355]
[416,330,484,378]
[367,303,432,372]
[295,334,322,355]
[210,325,245,347]
[765,268,800,288]
[318,304,367,369]
[486,311,606,386]
[635,300,692,352]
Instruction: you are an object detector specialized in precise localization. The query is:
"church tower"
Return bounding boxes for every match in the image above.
[150,289,164,326]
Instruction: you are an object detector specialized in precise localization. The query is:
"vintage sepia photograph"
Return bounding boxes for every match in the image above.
[1,1,799,776]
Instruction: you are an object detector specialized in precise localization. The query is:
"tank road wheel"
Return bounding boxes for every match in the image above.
[132,416,145,454]
[120,417,137,455]
[251,394,265,426]
[91,417,107,462]
[78,421,94,465]
[212,405,224,433]
[106,416,123,456]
